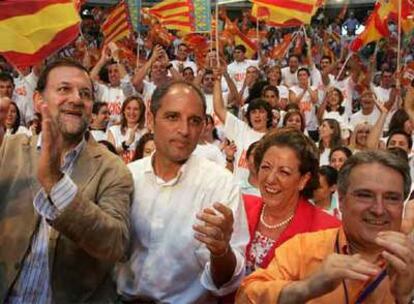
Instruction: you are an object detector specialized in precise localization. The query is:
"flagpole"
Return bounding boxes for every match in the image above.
[396,0,402,89]
[136,31,140,69]
[215,2,220,67]
[335,52,353,81]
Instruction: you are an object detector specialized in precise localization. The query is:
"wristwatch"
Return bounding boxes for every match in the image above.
[122,141,130,150]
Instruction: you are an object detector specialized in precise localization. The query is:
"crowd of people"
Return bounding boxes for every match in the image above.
[0,4,414,303]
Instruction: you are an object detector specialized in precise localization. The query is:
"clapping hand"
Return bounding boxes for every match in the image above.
[193,202,234,257]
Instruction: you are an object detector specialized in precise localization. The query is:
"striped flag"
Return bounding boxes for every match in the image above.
[251,0,323,27]
[0,0,80,68]
[102,1,133,45]
[148,0,194,33]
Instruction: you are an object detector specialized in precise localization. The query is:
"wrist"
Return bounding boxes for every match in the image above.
[211,244,231,259]
[226,156,234,162]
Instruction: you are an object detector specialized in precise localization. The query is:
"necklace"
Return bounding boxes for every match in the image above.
[260,205,294,229]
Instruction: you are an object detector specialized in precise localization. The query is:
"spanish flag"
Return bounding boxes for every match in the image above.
[0,0,80,68]
[251,0,322,27]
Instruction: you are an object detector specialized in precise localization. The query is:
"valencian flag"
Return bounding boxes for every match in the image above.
[148,0,194,33]
[102,1,133,44]
[0,0,80,68]
[250,0,323,27]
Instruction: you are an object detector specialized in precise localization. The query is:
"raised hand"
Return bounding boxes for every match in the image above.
[375,231,414,302]
[193,202,234,256]
[37,103,64,194]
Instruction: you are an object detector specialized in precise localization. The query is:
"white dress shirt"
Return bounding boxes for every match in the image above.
[116,154,249,303]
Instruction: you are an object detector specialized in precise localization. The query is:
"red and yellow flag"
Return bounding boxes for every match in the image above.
[0,0,80,68]
[148,0,194,33]
[102,1,133,45]
[349,1,392,52]
[251,0,323,27]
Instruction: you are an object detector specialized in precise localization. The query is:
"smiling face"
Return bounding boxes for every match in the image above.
[34,66,93,141]
[330,150,348,171]
[107,63,120,87]
[123,99,142,125]
[340,163,405,251]
[258,145,310,209]
[149,84,205,164]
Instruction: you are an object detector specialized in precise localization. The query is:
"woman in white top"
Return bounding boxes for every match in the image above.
[107,95,147,163]
[317,87,349,129]
[5,102,30,137]
[318,119,342,166]
[265,66,289,109]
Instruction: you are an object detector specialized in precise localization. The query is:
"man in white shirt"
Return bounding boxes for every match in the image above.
[170,43,198,74]
[281,54,300,88]
[116,81,249,303]
[350,89,380,130]
[227,44,259,91]
[90,49,132,124]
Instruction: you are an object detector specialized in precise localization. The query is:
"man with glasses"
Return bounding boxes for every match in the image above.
[0,58,133,303]
[237,150,414,303]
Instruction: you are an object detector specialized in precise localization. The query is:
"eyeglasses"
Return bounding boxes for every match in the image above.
[349,190,403,206]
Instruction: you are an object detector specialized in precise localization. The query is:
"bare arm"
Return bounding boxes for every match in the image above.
[90,46,111,83]
[213,68,227,124]
[132,45,163,93]
[365,96,388,149]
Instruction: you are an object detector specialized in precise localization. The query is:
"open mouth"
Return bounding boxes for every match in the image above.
[264,186,281,195]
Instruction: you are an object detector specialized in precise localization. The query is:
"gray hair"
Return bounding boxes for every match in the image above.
[150,80,206,116]
[337,150,411,199]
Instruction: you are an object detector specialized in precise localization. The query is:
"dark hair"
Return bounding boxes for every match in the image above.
[297,67,310,77]
[246,81,267,104]
[7,101,21,134]
[288,54,300,62]
[92,101,108,115]
[262,85,279,100]
[388,109,410,135]
[283,109,305,132]
[254,127,320,198]
[120,96,146,135]
[234,44,247,53]
[0,72,14,85]
[320,55,333,64]
[246,140,260,159]
[338,150,411,199]
[326,87,345,115]
[245,98,273,129]
[133,132,154,160]
[182,67,194,75]
[98,140,117,155]
[319,165,338,187]
[36,58,93,94]
[329,146,353,161]
[206,114,220,141]
[386,129,413,150]
[151,80,206,116]
[319,119,342,153]
[387,147,409,163]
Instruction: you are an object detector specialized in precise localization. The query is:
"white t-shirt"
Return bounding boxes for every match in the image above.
[224,112,265,185]
[281,66,299,88]
[277,85,289,100]
[95,83,126,124]
[350,109,380,130]
[193,143,225,167]
[372,85,395,132]
[89,129,107,142]
[171,59,198,74]
[332,77,355,118]
[289,85,319,131]
[227,59,259,90]
[13,72,37,125]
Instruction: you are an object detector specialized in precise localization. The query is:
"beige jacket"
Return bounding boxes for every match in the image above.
[0,134,133,303]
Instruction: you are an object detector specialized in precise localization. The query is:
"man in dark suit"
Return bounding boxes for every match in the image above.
[0,58,133,303]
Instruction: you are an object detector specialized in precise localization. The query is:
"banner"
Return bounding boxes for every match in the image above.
[193,0,211,32]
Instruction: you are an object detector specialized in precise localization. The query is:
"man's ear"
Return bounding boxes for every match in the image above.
[33,91,43,113]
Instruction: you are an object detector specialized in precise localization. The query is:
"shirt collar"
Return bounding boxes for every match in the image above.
[144,153,193,186]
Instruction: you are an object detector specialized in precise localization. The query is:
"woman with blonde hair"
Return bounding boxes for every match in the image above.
[349,122,372,152]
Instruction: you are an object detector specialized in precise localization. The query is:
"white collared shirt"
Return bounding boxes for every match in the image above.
[116,154,249,303]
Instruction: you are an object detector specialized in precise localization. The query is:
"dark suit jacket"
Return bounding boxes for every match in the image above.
[0,134,133,303]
